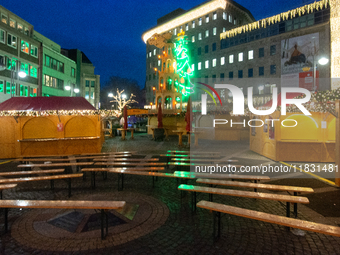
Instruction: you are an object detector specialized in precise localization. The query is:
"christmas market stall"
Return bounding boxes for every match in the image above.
[0,97,104,159]
[250,90,338,162]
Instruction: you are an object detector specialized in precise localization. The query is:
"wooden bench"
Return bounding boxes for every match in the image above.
[79,151,136,156]
[94,162,167,167]
[178,184,309,214]
[93,158,159,162]
[171,158,238,163]
[174,171,270,181]
[0,169,65,176]
[0,173,83,197]
[0,184,17,199]
[0,199,125,239]
[17,162,94,173]
[167,150,221,155]
[196,178,314,217]
[81,167,165,189]
[108,169,196,191]
[197,200,340,238]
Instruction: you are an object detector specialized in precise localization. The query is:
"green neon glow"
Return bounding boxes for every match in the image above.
[174,33,194,97]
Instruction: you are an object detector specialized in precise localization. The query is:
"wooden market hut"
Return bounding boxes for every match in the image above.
[250,93,335,162]
[0,97,103,159]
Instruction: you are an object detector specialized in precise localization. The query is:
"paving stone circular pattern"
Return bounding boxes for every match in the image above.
[10,191,169,252]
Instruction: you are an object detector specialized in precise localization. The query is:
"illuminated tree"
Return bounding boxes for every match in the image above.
[174,32,194,96]
[110,88,138,113]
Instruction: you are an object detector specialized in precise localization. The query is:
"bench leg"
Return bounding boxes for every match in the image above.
[190,192,197,212]
[286,202,291,231]
[91,172,96,189]
[4,208,8,233]
[213,211,221,239]
[50,180,54,190]
[254,180,257,192]
[0,190,2,199]
[68,178,72,198]
[294,192,298,218]
[101,209,105,240]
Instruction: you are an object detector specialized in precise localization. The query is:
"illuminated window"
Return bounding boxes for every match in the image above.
[191,64,194,71]
[31,45,38,57]
[24,27,29,36]
[198,18,202,26]
[20,63,29,76]
[238,52,243,62]
[213,27,217,36]
[85,91,89,99]
[146,53,148,59]
[198,33,202,40]
[1,14,7,24]
[248,50,254,60]
[212,59,216,67]
[0,80,3,93]
[186,23,189,31]
[192,21,195,28]
[205,30,209,38]
[30,66,37,78]
[10,19,16,28]
[229,14,232,23]
[0,29,4,43]
[229,54,234,63]
[180,26,183,32]
[223,12,227,20]
[158,60,161,66]
[149,52,151,57]
[198,62,201,70]
[5,81,10,94]
[153,49,156,55]
[191,35,195,42]
[7,34,17,48]
[17,23,23,32]
[71,67,75,77]
[174,28,177,35]
[223,27,226,32]
[234,18,237,25]
[30,87,37,97]
[221,57,225,65]
[205,15,209,23]
[205,60,209,69]
[85,80,90,87]
[213,12,217,20]
[21,40,29,54]
[91,92,95,99]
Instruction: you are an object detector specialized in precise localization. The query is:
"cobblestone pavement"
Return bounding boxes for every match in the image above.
[0,133,340,254]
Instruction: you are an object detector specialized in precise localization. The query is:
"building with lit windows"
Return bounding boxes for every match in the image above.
[33,31,77,98]
[0,5,40,102]
[143,0,337,110]
[61,49,100,108]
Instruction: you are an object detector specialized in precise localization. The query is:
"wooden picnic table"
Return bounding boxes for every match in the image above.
[173,130,186,147]
[117,128,135,140]
[0,200,126,239]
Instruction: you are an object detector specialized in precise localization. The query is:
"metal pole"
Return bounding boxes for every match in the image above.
[313,55,317,91]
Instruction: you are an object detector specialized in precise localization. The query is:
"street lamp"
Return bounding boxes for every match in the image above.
[0,59,27,97]
[65,81,79,97]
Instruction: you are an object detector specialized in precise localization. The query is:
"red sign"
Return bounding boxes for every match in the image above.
[299,71,319,90]
[57,123,64,132]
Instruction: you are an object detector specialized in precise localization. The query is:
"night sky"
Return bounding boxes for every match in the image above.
[2,0,309,89]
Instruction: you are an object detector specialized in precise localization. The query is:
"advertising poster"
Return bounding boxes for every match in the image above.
[281,33,319,90]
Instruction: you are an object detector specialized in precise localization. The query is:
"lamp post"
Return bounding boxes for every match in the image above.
[0,59,27,97]
[65,81,79,97]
